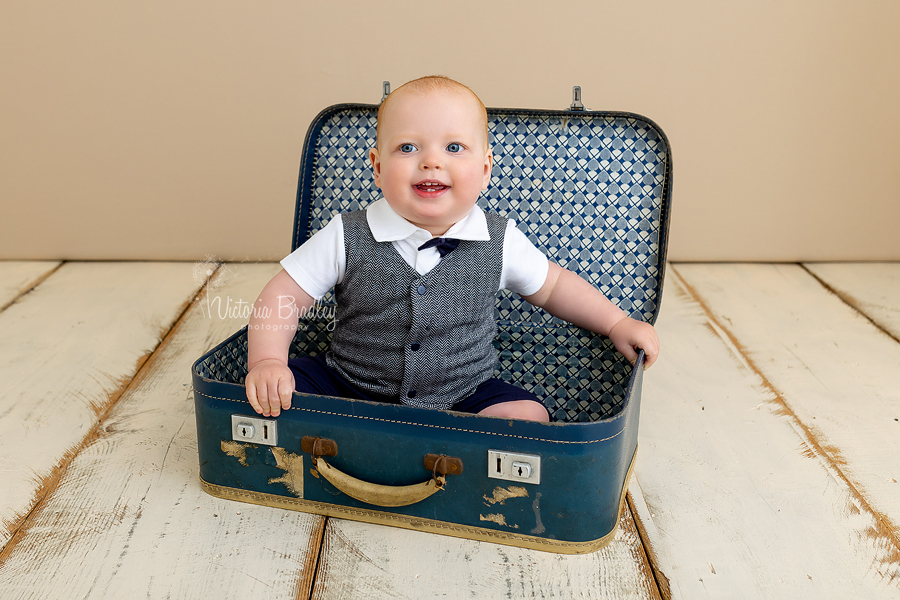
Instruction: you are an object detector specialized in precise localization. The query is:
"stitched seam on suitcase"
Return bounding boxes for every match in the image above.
[193,390,624,444]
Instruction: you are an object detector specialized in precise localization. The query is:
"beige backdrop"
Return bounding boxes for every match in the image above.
[1,0,898,262]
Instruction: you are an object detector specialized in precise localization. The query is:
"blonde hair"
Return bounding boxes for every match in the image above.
[376,75,489,149]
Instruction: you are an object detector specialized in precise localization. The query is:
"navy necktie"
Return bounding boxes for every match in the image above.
[417,237,461,258]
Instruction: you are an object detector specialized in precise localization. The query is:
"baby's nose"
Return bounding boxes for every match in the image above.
[419,149,443,169]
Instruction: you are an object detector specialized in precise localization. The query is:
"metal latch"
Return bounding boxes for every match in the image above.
[488,450,541,484]
[231,415,278,446]
[381,81,391,102]
[569,85,585,111]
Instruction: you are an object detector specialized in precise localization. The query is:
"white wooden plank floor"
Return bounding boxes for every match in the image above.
[0,263,202,551]
[633,265,900,600]
[0,261,897,600]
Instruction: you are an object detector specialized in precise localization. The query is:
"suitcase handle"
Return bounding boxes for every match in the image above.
[314,458,444,507]
[301,436,463,507]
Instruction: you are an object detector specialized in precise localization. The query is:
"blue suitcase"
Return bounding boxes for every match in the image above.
[192,88,672,554]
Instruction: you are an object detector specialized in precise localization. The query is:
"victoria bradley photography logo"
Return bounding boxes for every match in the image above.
[194,256,336,331]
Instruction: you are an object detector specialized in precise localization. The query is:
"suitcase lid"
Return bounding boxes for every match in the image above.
[291,93,672,325]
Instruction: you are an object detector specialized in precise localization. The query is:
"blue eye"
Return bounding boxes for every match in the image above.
[400,143,416,153]
[446,143,462,153]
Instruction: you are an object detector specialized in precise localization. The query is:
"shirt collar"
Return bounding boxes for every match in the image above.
[366,197,491,242]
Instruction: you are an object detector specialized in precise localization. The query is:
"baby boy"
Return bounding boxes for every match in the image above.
[245,76,660,422]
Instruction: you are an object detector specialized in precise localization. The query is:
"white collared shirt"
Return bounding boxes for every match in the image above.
[281,198,549,300]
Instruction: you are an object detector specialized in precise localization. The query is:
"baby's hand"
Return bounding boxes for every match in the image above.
[608,317,660,369]
[245,359,295,417]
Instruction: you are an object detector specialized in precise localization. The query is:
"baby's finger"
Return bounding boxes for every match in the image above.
[619,344,638,366]
[257,382,273,416]
[278,376,294,411]
[263,381,282,417]
[641,339,660,369]
[246,380,263,414]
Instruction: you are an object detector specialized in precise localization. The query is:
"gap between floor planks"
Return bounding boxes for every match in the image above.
[0,262,206,556]
[675,262,900,533]
[801,262,900,344]
[0,260,62,312]
[640,263,900,598]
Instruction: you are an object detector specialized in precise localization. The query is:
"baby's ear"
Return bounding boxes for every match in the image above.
[369,148,382,188]
[482,150,493,190]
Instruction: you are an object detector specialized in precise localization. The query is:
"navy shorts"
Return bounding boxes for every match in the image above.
[287,355,543,415]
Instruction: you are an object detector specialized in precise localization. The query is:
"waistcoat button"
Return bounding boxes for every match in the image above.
[416,285,427,295]
[411,343,420,351]
[407,389,417,398]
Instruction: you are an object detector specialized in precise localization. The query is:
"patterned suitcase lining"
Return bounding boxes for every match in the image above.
[195,323,631,423]
[196,108,666,424]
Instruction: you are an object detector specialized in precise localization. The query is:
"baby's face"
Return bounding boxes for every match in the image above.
[369,88,492,236]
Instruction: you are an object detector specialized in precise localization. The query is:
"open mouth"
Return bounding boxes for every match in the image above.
[414,181,450,195]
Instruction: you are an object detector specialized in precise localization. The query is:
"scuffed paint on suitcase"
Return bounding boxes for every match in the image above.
[192,99,671,553]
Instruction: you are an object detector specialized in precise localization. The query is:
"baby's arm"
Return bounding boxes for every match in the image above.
[246,269,316,416]
[523,263,660,368]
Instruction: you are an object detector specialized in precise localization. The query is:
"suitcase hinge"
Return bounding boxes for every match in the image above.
[569,85,586,111]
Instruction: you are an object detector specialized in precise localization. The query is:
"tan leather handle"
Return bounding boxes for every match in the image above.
[314,458,446,507]
[301,436,463,507]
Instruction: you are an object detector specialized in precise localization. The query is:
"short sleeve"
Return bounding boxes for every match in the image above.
[279,215,345,300]
[500,220,549,296]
